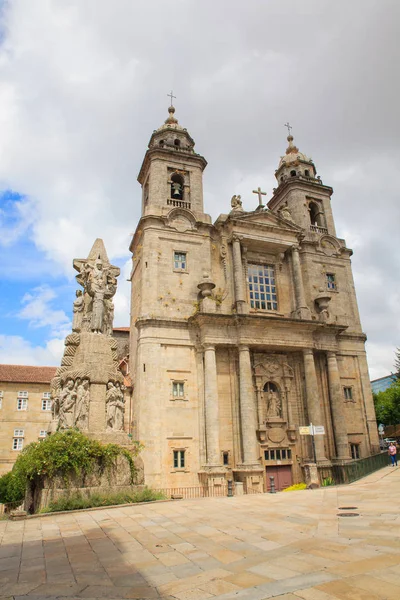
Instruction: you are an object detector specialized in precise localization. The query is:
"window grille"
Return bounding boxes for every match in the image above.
[248,264,278,311]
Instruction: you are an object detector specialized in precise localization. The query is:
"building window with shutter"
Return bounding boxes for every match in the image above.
[173,449,185,469]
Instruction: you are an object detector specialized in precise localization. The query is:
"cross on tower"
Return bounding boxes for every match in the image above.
[167,90,176,106]
[252,186,267,208]
[284,122,292,136]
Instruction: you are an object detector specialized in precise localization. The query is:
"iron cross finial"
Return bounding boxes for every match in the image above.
[284,122,292,136]
[167,90,176,106]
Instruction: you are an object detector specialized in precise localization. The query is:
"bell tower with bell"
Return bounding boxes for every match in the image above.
[137,96,207,218]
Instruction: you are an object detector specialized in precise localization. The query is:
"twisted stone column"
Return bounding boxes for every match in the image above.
[238,345,259,464]
[204,345,221,465]
[232,236,246,314]
[303,349,327,462]
[291,245,311,319]
[327,352,350,459]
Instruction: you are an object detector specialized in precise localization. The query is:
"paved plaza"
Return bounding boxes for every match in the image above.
[1,467,400,600]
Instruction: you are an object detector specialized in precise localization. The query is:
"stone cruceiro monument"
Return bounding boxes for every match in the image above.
[49,238,128,444]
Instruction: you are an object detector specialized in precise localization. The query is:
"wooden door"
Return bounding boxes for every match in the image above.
[266,465,293,491]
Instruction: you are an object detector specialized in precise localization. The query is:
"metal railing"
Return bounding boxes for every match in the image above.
[318,452,389,486]
[154,485,230,499]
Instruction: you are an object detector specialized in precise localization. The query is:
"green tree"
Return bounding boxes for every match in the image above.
[373,379,400,426]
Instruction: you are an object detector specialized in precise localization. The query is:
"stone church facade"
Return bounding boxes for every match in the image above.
[129,106,379,491]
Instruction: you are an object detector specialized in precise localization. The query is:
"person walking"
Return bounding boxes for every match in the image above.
[388,442,398,467]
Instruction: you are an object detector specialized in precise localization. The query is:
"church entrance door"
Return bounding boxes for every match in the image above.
[266,465,292,491]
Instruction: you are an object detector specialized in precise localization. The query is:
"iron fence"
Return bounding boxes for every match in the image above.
[153,485,230,499]
[318,452,389,486]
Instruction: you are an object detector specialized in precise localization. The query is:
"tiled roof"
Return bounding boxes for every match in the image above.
[0,364,57,384]
[113,327,130,332]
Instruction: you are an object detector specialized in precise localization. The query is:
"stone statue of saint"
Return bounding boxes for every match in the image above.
[72,290,84,332]
[106,382,125,431]
[231,195,243,212]
[102,298,115,336]
[75,379,90,429]
[58,379,77,429]
[89,259,107,333]
[267,389,282,418]
[114,383,125,431]
[279,203,294,223]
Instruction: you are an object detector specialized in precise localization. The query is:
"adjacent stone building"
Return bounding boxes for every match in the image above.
[0,365,56,475]
[129,106,379,491]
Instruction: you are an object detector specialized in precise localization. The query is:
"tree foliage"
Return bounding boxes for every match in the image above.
[394,347,400,379]
[373,379,400,426]
[0,430,142,505]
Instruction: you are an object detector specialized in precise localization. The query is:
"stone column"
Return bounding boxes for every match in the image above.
[238,346,259,464]
[327,352,351,460]
[232,236,246,314]
[291,245,311,319]
[204,345,221,465]
[303,349,327,462]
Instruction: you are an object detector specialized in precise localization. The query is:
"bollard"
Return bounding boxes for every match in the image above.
[227,479,233,497]
[269,475,276,494]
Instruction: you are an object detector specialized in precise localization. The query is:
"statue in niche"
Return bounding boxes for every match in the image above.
[106,382,125,431]
[230,195,243,212]
[72,290,84,332]
[88,259,107,333]
[75,378,90,429]
[264,384,283,418]
[58,379,77,429]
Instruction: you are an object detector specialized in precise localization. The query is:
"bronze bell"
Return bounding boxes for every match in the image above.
[172,182,182,197]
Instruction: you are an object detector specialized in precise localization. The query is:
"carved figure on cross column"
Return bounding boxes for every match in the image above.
[106,382,125,431]
[72,290,84,332]
[58,379,77,429]
[75,378,90,429]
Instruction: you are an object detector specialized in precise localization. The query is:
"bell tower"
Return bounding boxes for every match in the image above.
[268,131,337,238]
[137,104,207,218]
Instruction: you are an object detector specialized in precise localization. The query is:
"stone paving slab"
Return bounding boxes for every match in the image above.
[1,466,400,599]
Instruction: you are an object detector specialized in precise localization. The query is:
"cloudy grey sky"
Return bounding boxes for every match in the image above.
[0,0,399,379]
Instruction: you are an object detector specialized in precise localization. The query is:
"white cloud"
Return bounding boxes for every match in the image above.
[0,334,64,366]
[17,284,71,337]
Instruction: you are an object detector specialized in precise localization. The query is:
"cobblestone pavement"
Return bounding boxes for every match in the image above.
[1,467,400,600]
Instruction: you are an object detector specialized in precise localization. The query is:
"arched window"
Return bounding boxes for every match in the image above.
[280,176,284,182]
[290,170,296,177]
[174,139,181,147]
[171,173,184,200]
[305,169,310,177]
[263,382,282,418]
[309,201,324,227]
[159,140,164,147]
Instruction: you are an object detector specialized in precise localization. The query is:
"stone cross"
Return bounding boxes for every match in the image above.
[252,187,266,208]
[284,122,292,135]
[167,90,176,106]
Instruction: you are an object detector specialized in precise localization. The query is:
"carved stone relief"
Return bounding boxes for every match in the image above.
[106,381,125,431]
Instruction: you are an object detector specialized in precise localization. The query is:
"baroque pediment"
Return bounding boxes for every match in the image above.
[228,209,302,234]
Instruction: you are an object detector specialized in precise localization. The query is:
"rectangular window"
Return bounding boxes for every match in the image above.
[14,429,24,438]
[41,399,52,411]
[344,387,353,401]
[270,450,275,460]
[223,452,229,466]
[173,450,185,469]
[174,251,187,271]
[42,392,51,399]
[17,398,28,411]
[248,264,278,311]
[281,449,286,460]
[264,448,292,461]
[18,391,29,398]
[12,438,23,451]
[326,273,336,290]
[0,391,2,409]
[39,430,47,438]
[350,444,360,460]
[172,382,185,398]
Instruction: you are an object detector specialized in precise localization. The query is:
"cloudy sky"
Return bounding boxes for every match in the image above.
[0,0,399,379]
